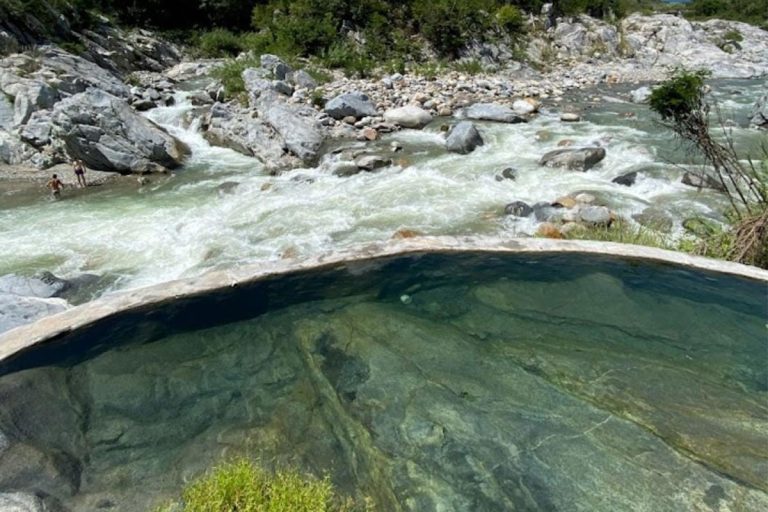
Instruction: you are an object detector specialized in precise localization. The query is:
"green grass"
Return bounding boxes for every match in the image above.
[154,458,369,512]
[563,219,675,250]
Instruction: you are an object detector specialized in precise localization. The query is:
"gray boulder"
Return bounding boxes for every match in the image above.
[51,89,189,173]
[750,94,767,128]
[0,492,47,512]
[0,273,68,299]
[446,121,484,154]
[355,154,391,171]
[612,171,638,186]
[260,54,292,79]
[461,103,526,123]
[630,86,652,104]
[0,294,69,334]
[19,109,52,148]
[259,97,324,163]
[383,105,432,129]
[505,201,533,217]
[203,102,290,168]
[579,206,612,226]
[292,69,318,90]
[324,92,377,120]
[539,147,606,171]
[0,92,12,130]
[495,167,518,181]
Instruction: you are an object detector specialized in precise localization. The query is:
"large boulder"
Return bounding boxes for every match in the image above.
[750,94,767,129]
[383,105,432,129]
[324,92,377,120]
[461,103,526,123]
[539,147,606,171]
[203,102,290,168]
[259,96,325,163]
[0,93,13,130]
[51,89,189,173]
[446,121,484,154]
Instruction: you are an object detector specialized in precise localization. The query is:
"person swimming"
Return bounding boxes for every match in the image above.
[47,174,64,199]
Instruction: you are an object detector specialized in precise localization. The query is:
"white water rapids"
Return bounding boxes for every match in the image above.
[0,79,764,296]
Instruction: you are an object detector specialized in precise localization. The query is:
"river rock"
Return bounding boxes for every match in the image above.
[325,92,377,120]
[579,205,612,226]
[383,105,432,129]
[0,492,47,512]
[630,86,652,104]
[539,147,606,171]
[504,201,533,217]
[495,167,518,181]
[512,99,538,115]
[750,94,767,129]
[560,112,581,122]
[292,70,317,90]
[0,293,69,334]
[461,103,526,123]
[51,89,189,173]
[355,154,391,171]
[633,208,674,232]
[0,273,68,298]
[612,171,638,186]
[259,96,324,163]
[533,201,564,222]
[203,102,290,167]
[681,171,726,192]
[445,121,484,154]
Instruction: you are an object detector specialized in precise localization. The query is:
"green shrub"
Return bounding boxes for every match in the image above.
[210,55,261,99]
[452,59,485,75]
[321,40,376,78]
[723,29,743,42]
[155,458,365,512]
[495,5,525,34]
[198,29,245,58]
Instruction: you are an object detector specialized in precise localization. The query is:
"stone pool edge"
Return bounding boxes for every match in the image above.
[1,237,766,364]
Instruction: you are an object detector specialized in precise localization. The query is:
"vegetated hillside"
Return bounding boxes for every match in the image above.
[2,0,764,61]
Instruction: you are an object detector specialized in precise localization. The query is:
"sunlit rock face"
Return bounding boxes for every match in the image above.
[0,252,765,512]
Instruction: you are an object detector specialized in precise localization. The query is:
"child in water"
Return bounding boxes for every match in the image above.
[47,174,64,199]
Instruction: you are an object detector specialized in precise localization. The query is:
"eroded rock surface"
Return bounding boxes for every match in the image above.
[0,261,764,512]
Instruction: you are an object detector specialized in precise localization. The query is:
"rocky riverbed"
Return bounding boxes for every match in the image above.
[0,11,766,334]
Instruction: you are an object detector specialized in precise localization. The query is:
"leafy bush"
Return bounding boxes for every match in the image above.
[495,5,525,34]
[210,55,261,99]
[198,29,245,58]
[155,458,367,512]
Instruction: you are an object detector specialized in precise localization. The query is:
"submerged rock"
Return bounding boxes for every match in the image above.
[445,121,484,154]
[612,171,638,186]
[539,147,606,171]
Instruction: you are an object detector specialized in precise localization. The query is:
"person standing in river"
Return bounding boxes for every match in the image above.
[47,174,64,199]
[73,159,87,188]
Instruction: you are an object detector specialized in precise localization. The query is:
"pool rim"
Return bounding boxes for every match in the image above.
[1,237,766,366]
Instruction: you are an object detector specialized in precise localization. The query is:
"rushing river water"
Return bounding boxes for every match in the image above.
[0,79,765,297]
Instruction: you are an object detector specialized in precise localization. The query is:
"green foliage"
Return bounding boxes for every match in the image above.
[687,0,768,27]
[723,29,743,42]
[320,40,376,78]
[564,219,675,250]
[648,70,708,123]
[155,458,367,512]
[210,55,261,99]
[496,4,526,34]
[452,59,485,75]
[198,29,246,58]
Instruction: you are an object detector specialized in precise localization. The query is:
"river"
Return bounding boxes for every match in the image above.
[0,78,765,299]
